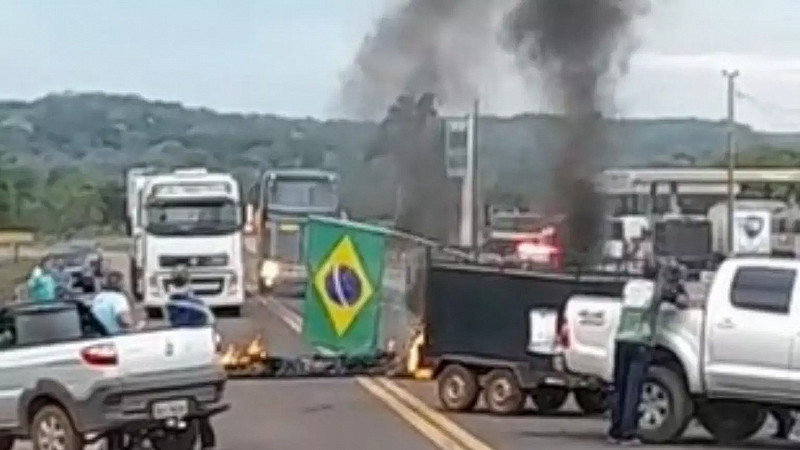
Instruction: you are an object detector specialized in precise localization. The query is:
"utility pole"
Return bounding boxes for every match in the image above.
[471,99,480,257]
[723,70,739,255]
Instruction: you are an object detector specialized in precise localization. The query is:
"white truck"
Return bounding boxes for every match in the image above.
[130,168,245,317]
[561,258,800,444]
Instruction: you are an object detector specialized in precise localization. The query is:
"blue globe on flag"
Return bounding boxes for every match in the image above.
[324,264,362,307]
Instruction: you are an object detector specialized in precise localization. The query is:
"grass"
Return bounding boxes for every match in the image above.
[0,258,37,300]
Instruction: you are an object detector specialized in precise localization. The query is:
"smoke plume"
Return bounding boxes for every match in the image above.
[503,0,649,260]
[339,0,509,119]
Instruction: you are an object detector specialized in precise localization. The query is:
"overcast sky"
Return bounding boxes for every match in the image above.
[2,0,800,131]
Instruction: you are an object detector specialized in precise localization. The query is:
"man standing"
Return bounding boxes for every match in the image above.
[608,262,686,445]
[90,271,134,335]
[164,266,217,450]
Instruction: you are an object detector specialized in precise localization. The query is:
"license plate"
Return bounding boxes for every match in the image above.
[151,399,189,419]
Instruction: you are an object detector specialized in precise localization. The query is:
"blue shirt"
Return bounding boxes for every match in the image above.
[27,267,56,303]
[166,292,215,327]
[91,290,130,334]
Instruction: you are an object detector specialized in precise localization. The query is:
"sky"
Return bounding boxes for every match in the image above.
[2,0,800,131]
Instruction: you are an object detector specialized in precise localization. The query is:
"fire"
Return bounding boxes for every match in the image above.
[221,336,267,371]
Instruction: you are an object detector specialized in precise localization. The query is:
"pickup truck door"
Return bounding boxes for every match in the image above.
[704,265,796,397]
[563,296,621,382]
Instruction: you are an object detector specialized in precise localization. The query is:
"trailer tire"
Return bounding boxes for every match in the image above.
[574,389,607,415]
[530,386,569,414]
[485,369,525,415]
[638,365,693,444]
[436,364,479,412]
[696,401,766,444]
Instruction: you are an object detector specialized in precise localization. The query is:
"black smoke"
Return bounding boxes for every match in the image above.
[503,0,649,262]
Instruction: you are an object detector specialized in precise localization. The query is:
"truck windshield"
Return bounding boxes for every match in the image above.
[145,199,240,236]
[269,179,337,210]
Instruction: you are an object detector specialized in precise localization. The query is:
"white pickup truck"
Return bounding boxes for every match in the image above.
[562,258,800,444]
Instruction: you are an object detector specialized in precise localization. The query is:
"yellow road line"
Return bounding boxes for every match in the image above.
[356,377,467,450]
[373,377,494,450]
[260,295,494,450]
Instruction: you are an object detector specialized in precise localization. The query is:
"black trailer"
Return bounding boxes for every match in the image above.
[423,261,625,415]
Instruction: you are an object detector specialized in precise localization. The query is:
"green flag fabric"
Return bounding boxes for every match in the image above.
[302,218,386,355]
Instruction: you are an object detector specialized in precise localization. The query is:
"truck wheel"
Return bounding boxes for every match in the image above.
[150,421,198,450]
[436,364,479,412]
[531,387,569,414]
[485,369,525,415]
[30,405,84,450]
[574,389,607,415]
[637,366,693,444]
[696,401,766,444]
[0,436,14,450]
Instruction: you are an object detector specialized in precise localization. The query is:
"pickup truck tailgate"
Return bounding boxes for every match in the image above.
[563,295,622,382]
[115,327,217,375]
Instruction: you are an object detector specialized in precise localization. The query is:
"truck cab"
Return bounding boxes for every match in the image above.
[137,169,244,316]
[562,258,800,444]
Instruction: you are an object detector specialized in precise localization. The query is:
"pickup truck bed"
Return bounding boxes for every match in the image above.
[0,301,228,450]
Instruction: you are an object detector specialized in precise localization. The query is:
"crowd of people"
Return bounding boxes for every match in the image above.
[25,259,219,450]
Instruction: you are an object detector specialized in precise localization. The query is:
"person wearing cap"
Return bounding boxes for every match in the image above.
[164,266,217,450]
[90,271,134,335]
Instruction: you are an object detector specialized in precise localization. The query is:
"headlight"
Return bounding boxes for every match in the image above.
[260,260,280,279]
[207,254,229,266]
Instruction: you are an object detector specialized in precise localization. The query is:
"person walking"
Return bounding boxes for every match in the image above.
[608,261,687,445]
[26,257,57,303]
[164,266,217,450]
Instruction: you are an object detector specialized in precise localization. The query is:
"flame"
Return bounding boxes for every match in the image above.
[221,336,268,372]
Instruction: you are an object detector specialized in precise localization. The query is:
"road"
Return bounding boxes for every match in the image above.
[11,251,798,449]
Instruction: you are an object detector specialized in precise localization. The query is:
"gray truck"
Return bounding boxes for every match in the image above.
[0,300,228,450]
[561,258,800,444]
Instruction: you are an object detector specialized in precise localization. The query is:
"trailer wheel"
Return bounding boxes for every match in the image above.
[531,387,569,414]
[485,369,525,415]
[696,401,766,444]
[436,364,479,412]
[574,389,607,415]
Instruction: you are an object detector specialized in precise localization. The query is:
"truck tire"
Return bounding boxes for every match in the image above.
[574,388,607,415]
[485,369,525,415]
[436,364,479,412]
[531,387,569,414]
[150,421,199,450]
[30,405,84,450]
[696,401,767,444]
[0,436,14,450]
[638,365,693,444]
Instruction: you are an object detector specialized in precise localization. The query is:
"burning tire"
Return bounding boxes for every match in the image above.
[436,364,479,412]
[484,369,525,415]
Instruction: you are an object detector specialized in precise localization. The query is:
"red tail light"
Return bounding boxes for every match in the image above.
[81,343,118,366]
[556,321,570,349]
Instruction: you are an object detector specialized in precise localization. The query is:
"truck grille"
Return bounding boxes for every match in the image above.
[160,254,228,268]
[163,277,224,296]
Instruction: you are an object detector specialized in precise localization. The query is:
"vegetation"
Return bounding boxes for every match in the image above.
[0,92,799,233]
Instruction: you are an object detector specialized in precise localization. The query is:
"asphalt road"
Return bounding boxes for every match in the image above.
[11,250,800,449]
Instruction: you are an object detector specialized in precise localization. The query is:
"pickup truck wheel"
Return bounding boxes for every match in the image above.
[696,401,767,444]
[30,405,84,450]
[531,387,569,414]
[150,421,199,450]
[485,369,525,415]
[0,436,14,450]
[436,364,479,411]
[637,366,693,444]
[574,389,607,415]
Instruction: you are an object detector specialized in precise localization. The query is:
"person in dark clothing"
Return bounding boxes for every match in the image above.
[608,260,687,445]
[771,408,796,440]
[165,266,217,450]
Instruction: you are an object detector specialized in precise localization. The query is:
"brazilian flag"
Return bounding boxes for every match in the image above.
[302,217,386,355]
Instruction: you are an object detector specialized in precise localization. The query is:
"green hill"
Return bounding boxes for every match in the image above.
[1,92,799,231]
